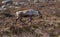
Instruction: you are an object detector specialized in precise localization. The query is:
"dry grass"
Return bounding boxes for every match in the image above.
[0,0,60,37]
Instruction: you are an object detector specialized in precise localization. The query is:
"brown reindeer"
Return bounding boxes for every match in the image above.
[16,9,42,22]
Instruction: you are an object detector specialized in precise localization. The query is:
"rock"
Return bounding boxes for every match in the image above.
[2,0,13,5]
[58,35,60,37]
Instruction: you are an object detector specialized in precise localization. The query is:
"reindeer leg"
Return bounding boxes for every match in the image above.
[40,15,43,19]
[29,16,33,22]
[20,16,23,22]
[16,17,19,22]
[16,18,18,22]
[30,16,33,25]
[38,11,43,19]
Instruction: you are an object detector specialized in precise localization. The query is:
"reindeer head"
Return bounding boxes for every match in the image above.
[16,11,23,18]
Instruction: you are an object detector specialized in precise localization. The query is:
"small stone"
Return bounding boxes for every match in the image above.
[58,35,60,37]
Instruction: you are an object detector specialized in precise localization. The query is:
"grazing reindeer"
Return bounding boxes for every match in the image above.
[16,9,42,22]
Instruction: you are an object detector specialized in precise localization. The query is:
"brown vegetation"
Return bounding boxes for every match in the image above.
[0,0,60,37]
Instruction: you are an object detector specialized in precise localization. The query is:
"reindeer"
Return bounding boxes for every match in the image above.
[15,9,42,22]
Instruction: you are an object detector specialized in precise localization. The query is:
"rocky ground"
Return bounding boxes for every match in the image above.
[0,0,60,37]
